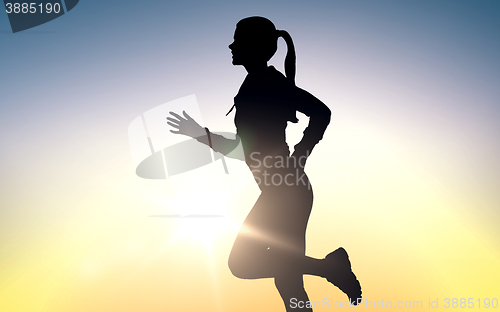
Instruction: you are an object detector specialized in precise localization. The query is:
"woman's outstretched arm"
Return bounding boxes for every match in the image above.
[167,111,243,160]
[291,87,331,159]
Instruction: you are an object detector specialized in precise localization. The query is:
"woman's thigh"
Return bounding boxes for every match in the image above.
[232,181,313,256]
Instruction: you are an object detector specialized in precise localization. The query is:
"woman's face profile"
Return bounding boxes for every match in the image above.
[229,27,252,65]
[229,25,269,66]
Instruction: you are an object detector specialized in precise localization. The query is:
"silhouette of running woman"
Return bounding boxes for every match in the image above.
[167,16,361,311]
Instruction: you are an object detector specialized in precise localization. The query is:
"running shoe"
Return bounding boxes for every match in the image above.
[324,247,362,305]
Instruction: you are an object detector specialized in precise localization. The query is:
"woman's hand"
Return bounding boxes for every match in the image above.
[167,111,205,139]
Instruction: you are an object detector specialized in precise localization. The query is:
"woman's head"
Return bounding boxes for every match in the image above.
[229,16,279,66]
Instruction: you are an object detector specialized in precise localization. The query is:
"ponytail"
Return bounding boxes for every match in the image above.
[277,30,296,85]
[277,29,299,123]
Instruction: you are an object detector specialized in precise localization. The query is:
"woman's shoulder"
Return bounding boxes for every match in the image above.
[240,66,293,93]
[264,66,290,85]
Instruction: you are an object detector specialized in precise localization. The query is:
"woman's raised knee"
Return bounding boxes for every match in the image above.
[228,255,255,279]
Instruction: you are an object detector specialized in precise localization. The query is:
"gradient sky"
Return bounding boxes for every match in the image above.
[1,1,499,311]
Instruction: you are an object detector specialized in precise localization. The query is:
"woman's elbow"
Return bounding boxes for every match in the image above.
[324,106,331,118]
[319,104,331,122]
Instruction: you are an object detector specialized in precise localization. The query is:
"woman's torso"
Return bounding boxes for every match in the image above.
[234,66,309,191]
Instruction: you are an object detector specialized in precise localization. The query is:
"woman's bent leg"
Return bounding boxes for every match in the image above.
[228,171,362,308]
[228,242,328,279]
[228,182,315,279]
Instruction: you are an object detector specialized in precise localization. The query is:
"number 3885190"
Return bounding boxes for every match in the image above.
[5,3,61,14]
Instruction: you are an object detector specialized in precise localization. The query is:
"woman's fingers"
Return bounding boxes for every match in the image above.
[182,110,194,121]
[166,117,181,124]
[167,111,202,138]
[167,121,180,129]
[169,111,185,121]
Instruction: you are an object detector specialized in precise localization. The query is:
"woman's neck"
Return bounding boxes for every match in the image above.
[243,62,268,74]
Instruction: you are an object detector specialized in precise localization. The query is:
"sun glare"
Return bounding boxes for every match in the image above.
[164,195,238,250]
